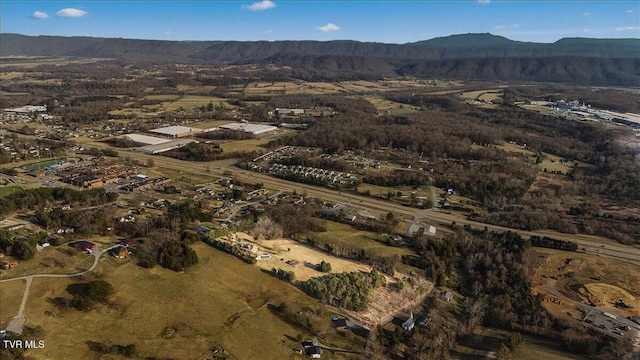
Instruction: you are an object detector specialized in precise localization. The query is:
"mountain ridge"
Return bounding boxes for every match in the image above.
[1,33,638,86]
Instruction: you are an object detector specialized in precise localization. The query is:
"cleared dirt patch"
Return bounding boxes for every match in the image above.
[256,238,373,281]
[584,283,640,315]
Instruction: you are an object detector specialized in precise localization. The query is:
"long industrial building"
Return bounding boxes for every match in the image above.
[219,122,277,135]
[135,138,198,154]
[149,125,204,138]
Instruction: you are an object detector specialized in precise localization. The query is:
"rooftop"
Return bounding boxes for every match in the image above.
[149,125,203,136]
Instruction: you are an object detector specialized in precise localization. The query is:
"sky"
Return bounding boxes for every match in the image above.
[1,1,638,43]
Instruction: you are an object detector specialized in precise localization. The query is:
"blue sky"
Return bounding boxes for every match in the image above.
[1,1,638,43]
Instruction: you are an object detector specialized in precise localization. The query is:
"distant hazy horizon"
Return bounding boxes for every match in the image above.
[1,1,638,44]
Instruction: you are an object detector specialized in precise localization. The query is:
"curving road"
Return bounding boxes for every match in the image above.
[0,245,118,334]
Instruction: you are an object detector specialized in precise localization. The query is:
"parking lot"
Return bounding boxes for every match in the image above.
[582,307,640,344]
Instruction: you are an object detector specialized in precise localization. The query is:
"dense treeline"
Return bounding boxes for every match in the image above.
[270,267,295,282]
[299,270,386,311]
[363,170,430,187]
[203,237,256,264]
[0,229,46,260]
[530,235,578,251]
[0,187,118,215]
[163,143,263,162]
[264,204,326,236]
[156,240,199,271]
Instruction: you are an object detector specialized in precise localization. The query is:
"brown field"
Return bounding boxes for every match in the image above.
[14,243,357,360]
[162,95,232,111]
[460,89,500,100]
[254,238,374,281]
[495,142,535,155]
[219,138,271,153]
[0,279,26,326]
[364,96,418,115]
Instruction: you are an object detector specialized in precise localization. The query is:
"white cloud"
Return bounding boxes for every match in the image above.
[263,29,273,34]
[31,11,49,19]
[615,26,640,31]
[164,30,172,35]
[242,1,276,11]
[627,9,633,13]
[57,8,88,17]
[495,24,519,30]
[477,0,491,4]
[583,29,591,33]
[583,12,590,16]
[317,23,341,32]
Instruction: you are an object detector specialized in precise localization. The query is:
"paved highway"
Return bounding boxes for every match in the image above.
[60,144,640,265]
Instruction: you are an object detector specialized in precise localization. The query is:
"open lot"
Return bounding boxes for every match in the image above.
[219,138,271,153]
[11,243,357,359]
[454,327,580,360]
[309,221,411,259]
[0,279,25,326]
[0,246,95,281]
[254,238,374,281]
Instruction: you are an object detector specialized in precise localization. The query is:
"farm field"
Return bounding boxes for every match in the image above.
[460,88,504,102]
[364,96,418,115]
[12,243,356,360]
[161,95,232,111]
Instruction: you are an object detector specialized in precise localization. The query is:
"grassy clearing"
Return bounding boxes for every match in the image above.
[143,94,181,101]
[19,243,353,360]
[495,142,535,155]
[0,247,95,281]
[310,221,410,259]
[0,71,26,80]
[460,89,502,101]
[162,95,231,111]
[454,327,578,360]
[192,120,235,129]
[364,96,418,115]
[0,279,26,326]
[0,186,23,197]
[219,138,271,153]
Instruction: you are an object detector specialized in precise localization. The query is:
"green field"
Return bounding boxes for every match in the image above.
[0,186,23,197]
[310,221,410,259]
[219,138,271,153]
[13,243,357,359]
[22,159,62,171]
